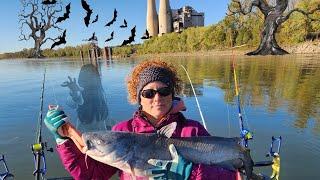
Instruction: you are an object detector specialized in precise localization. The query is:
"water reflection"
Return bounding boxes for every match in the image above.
[0,57,319,179]
[61,63,113,132]
[167,56,320,133]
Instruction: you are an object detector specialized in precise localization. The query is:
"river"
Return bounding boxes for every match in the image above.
[0,55,319,179]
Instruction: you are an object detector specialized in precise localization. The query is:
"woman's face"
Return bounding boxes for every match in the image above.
[140,81,173,120]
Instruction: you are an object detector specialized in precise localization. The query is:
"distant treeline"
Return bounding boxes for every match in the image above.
[1,0,319,59]
[0,44,93,59]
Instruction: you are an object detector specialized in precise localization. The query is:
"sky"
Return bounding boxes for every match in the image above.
[0,0,231,54]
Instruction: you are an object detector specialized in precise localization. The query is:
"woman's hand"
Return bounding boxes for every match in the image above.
[44,105,86,151]
[44,105,69,144]
[147,144,193,180]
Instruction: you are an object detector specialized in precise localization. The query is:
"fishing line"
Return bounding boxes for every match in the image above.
[242,103,252,131]
[226,78,232,138]
[42,63,59,106]
[180,65,207,130]
[48,74,59,106]
[226,99,231,137]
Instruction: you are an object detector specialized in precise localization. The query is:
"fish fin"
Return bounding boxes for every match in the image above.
[216,162,237,171]
[216,158,245,172]
[157,122,177,138]
[130,164,136,179]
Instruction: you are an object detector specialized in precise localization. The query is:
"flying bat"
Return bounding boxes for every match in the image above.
[141,29,150,39]
[92,15,98,24]
[81,0,93,27]
[105,31,114,42]
[42,0,57,5]
[51,30,67,49]
[105,9,117,27]
[121,26,136,46]
[119,19,127,28]
[84,32,97,41]
[56,3,71,23]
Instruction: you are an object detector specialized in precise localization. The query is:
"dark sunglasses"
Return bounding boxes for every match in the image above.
[141,87,172,99]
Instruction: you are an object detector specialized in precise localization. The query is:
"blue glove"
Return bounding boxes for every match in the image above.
[147,144,193,180]
[44,105,68,144]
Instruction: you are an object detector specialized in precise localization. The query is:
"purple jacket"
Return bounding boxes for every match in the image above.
[56,111,237,180]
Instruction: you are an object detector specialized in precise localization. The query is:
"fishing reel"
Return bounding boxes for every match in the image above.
[31,142,53,177]
[240,129,253,147]
[0,155,14,180]
[266,136,282,157]
[31,142,53,153]
[241,129,253,141]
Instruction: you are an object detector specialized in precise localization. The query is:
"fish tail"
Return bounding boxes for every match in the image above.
[244,159,254,180]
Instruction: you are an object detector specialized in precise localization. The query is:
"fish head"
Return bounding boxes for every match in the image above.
[82,131,118,158]
[82,131,137,173]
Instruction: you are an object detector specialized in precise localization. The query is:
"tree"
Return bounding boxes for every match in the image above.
[18,0,65,58]
[228,0,320,55]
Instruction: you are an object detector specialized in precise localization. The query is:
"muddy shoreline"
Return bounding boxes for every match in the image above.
[1,41,320,60]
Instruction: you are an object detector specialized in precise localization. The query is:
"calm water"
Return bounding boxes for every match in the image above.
[0,55,319,179]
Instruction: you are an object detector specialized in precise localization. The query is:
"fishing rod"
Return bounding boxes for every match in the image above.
[230,49,282,179]
[31,69,53,180]
[0,154,14,180]
[180,65,207,130]
[232,60,253,147]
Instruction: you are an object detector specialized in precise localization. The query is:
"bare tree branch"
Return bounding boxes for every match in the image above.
[280,5,320,23]
[42,37,55,45]
[228,0,271,16]
[18,0,65,58]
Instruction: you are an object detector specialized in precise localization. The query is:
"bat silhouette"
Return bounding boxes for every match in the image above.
[105,9,117,27]
[51,30,67,49]
[141,29,150,39]
[92,15,98,24]
[42,0,57,5]
[121,26,136,46]
[84,32,97,41]
[56,3,71,23]
[119,19,127,28]
[81,0,93,27]
[105,31,114,42]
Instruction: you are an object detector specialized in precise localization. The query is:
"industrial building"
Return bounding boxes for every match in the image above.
[172,6,205,33]
[146,0,204,37]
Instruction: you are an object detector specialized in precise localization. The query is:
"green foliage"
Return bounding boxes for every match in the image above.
[0,48,34,59]
[278,0,320,44]
[42,44,92,58]
[112,45,138,57]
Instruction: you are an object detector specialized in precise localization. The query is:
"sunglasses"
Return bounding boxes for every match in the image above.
[141,87,172,99]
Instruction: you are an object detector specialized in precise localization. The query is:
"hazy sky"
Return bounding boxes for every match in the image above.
[0,0,230,53]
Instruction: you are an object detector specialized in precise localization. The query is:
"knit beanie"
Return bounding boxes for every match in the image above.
[137,66,174,102]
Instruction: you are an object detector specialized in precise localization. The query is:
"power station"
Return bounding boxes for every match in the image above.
[146,0,204,37]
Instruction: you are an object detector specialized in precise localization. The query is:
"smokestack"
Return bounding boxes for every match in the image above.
[158,0,172,36]
[146,0,159,37]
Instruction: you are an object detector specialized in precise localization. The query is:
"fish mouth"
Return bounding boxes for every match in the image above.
[84,142,105,157]
[82,136,105,157]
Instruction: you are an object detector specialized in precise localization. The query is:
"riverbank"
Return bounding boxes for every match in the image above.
[1,40,320,60]
[132,41,320,59]
[284,41,320,54]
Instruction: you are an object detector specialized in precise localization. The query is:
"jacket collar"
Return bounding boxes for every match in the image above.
[131,110,186,132]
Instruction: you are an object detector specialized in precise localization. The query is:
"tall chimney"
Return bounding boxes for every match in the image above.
[146,0,159,37]
[158,0,172,36]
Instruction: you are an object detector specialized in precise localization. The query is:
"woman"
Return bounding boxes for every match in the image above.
[44,60,238,179]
